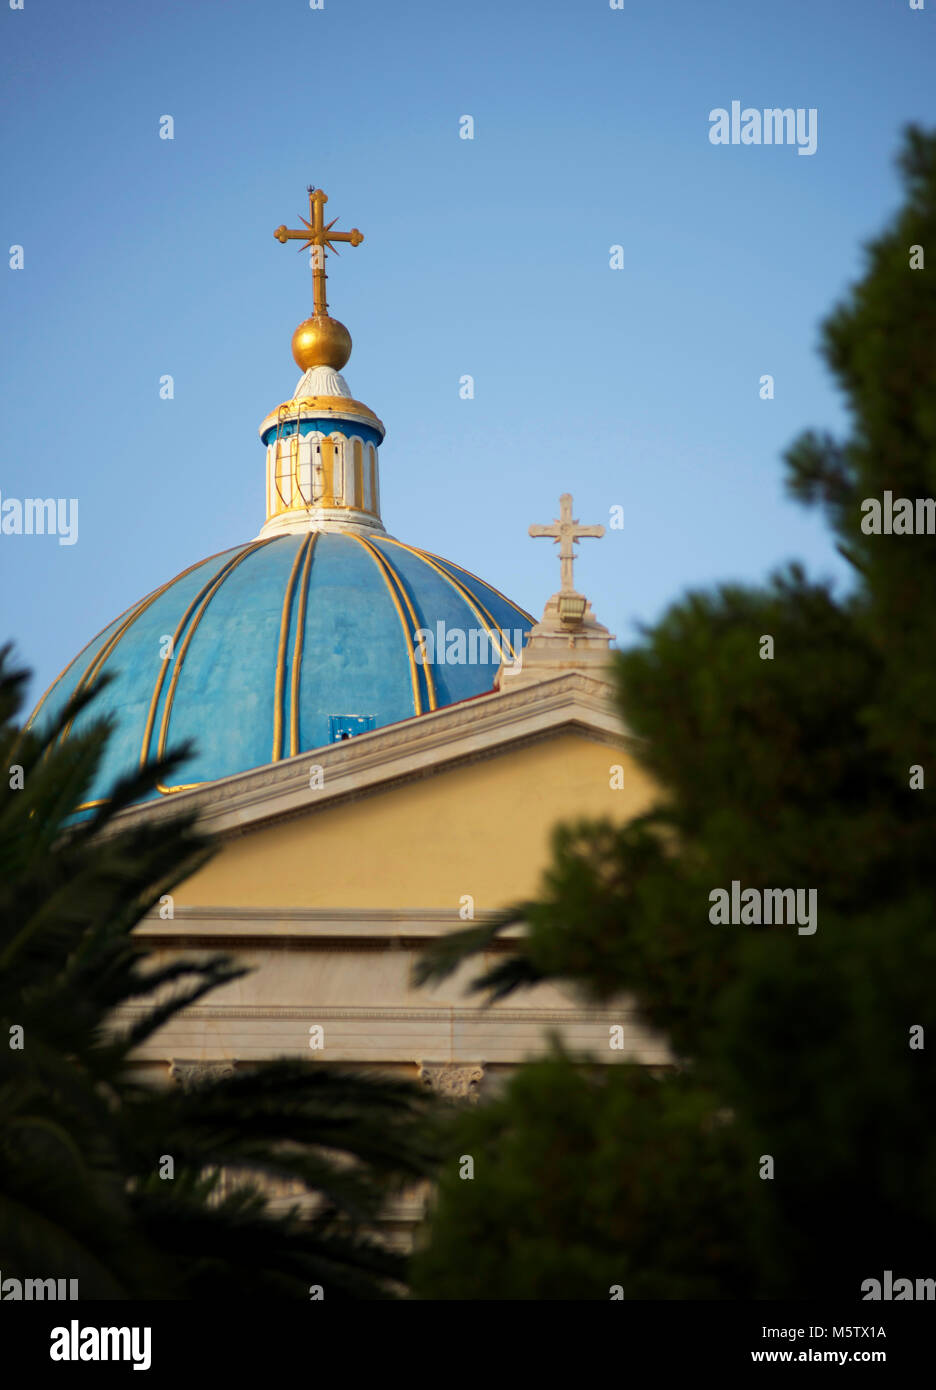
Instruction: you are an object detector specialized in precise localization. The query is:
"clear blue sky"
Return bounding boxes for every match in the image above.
[2,0,934,706]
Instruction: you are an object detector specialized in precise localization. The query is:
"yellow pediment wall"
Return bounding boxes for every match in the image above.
[179,732,655,911]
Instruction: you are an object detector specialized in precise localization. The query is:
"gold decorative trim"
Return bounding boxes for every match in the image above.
[28,592,151,732]
[403,541,534,625]
[289,531,317,757]
[152,542,271,793]
[271,534,313,763]
[60,552,236,747]
[139,548,257,772]
[259,395,384,439]
[320,437,336,508]
[353,439,364,509]
[358,537,437,712]
[350,535,423,716]
[67,548,252,813]
[381,537,519,662]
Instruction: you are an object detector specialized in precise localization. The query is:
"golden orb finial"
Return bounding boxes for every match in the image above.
[291,313,352,372]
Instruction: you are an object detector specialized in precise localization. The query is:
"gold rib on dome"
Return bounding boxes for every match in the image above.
[139,549,251,770]
[142,542,271,791]
[62,545,258,812]
[28,591,152,734]
[57,547,244,750]
[414,546,535,626]
[289,532,317,757]
[155,543,272,791]
[272,532,316,762]
[355,535,438,713]
[383,550,438,712]
[349,534,424,717]
[380,537,523,663]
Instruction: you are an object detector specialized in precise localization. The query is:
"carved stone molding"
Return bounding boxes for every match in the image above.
[145,905,505,925]
[168,1059,237,1091]
[106,671,630,841]
[416,1061,485,1101]
[135,1004,630,1023]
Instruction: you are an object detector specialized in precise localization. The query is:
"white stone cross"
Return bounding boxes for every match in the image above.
[529,493,605,594]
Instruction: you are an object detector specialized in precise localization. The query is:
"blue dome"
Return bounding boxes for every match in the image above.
[31,532,532,810]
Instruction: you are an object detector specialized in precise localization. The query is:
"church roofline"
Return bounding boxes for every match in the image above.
[104,671,631,842]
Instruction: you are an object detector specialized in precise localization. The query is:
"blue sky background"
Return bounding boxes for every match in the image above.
[2,0,934,707]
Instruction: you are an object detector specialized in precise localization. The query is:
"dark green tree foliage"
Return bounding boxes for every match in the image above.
[0,655,438,1298]
[412,1055,753,1300]
[412,128,936,1300]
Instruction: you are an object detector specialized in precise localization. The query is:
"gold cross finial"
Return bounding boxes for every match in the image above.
[274,187,363,317]
[529,493,605,594]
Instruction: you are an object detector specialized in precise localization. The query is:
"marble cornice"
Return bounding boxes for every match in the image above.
[109,672,633,840]
[114,1003,638,1024]
[135,905,522,943]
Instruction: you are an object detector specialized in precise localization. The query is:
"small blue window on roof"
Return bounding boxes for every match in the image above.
[329,714,377,743]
